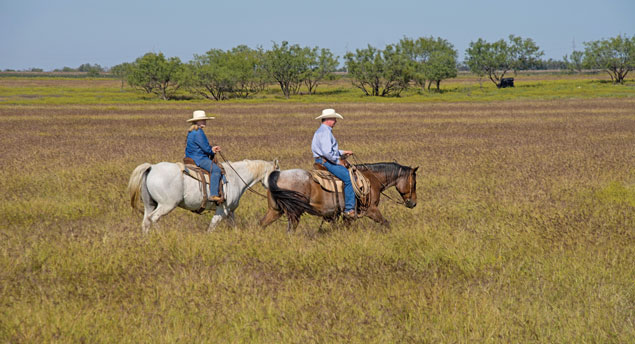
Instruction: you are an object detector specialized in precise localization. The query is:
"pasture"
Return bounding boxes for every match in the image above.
[1,75,634,342]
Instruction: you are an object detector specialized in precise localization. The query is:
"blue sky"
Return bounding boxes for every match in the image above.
[1,0,633,70]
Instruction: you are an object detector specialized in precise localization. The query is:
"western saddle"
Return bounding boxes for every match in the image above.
[182,157,226,214]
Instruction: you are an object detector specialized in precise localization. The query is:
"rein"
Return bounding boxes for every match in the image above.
[218,151,268,199]
[350,156,406,205]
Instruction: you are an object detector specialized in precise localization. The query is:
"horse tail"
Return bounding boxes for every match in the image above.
[128,163,152,213]
[268,171,319,223]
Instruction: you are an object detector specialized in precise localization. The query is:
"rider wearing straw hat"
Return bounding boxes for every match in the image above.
[185,110,223,202]
[311,108,355,218]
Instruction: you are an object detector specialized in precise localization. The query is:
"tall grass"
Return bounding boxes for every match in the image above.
[0,79,633,342]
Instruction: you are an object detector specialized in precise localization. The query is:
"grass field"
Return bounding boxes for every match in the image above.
[1,75,634,342]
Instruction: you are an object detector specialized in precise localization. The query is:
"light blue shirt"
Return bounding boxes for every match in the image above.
[311,123,343,164]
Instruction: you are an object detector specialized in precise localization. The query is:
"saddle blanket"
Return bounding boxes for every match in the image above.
[177,162,227,184]
[310,168,369,196]
[177,162,211,184]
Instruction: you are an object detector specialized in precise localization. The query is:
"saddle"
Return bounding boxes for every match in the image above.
[181,157,226,214]
[310,163,371,213]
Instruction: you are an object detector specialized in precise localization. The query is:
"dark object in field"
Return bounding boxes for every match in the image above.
[499,78,514,88]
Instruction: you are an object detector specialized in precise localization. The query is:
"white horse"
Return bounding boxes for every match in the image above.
[128,159,279,233]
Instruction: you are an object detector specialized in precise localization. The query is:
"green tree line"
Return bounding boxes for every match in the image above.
[108,35,633,100]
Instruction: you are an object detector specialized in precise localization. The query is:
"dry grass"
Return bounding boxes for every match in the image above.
[0,88,634,342]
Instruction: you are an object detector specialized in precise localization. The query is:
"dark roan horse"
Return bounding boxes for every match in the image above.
[260,162,418,232]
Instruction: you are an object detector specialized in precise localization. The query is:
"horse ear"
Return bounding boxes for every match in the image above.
[413,166,419,172]
[274,159,280,170]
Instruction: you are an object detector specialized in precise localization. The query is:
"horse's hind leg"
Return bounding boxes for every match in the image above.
[142,208,153,234]
[146,204,176,233]
[141,192,156,234]
[259,208,282,228]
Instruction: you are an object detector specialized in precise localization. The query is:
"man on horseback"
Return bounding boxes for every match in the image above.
[311,108,356,218]
[184,110,223,203]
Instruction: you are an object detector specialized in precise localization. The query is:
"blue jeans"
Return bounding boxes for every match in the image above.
[197,158,222,197]
[316,158,355,212]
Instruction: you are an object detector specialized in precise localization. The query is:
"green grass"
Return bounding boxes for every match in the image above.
[0,73,633,105]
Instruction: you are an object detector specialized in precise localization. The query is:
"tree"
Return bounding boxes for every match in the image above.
[583,35,634,84]
[185,49,235,101]
[344,44,411,96]
[465,35,543,87]
[422,50,458,91]
[302,47,338,94]
[227,45,268,98]
[127,52,183,100]
[262,41,308,98]
[78,63,103,77]
[399,37,457,91]
[183,46,267,101]
[110,62,132,90]
[563,51,584,73]
[508,35,543,72]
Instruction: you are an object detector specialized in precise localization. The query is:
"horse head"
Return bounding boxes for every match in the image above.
[396,166,418,208]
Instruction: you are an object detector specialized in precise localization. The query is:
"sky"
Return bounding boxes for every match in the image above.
[1,0,633,71]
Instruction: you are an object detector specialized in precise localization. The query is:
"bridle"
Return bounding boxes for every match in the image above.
[218,151,272,199]
[398,169,417,208]
[351,156,415,206]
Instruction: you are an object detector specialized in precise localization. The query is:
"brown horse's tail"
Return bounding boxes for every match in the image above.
[268,171,319,223]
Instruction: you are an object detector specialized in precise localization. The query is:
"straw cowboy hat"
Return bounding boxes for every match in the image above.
[186,110,215,122]
[315,108,343,120]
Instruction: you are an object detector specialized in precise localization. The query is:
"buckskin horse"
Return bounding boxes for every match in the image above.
[259,162,418,232]
[128,159,278,233]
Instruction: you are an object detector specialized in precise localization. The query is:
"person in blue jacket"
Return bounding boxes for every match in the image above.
[311,108,355,218]
[185,110,222,202]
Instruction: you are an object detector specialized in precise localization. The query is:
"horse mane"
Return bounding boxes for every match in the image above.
[355,162,411,180]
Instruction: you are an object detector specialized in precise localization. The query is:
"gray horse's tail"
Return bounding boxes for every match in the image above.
[268,171,319,223]
[128,163,152,213]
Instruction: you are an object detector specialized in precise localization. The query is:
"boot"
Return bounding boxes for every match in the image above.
[208,195,223,203]
[342,210,356,219]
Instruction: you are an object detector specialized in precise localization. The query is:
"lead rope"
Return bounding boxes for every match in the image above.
[218,151,268,199]
[350,155,405,205]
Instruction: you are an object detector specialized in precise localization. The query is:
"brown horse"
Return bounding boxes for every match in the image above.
[259,162,418,232]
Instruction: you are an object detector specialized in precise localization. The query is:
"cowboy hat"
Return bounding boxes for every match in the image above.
[315,108,343,120]
[186,110,215,122]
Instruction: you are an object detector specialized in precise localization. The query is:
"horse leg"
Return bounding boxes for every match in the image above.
[259,208,282,228]
[365,206,390,228]
[208,205,231,232]
[227,211,237,228]
[208,214,224,232]
[142,207,153,234]
[141,180,156,234]
[146,204,176,232]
